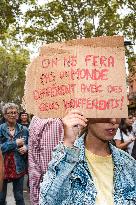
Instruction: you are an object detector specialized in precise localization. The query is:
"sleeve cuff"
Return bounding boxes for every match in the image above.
[53,143,80,163]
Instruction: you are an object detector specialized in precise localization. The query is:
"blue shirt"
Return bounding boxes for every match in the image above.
[40,135,136,205]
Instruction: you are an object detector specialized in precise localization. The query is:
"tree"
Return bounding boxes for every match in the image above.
[0,46,30,104]
[121,0,136,42]
[23,0,135,72]
[23,0,135,42]
[0,0,35,40]
[0,0,135,72]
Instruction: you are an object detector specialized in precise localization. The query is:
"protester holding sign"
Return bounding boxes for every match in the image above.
[40,109,136,205]
[22,36,135,204]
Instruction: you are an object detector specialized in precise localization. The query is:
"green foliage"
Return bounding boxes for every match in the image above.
[23,0,121,41]
[23,0,136,72]
[0,0,36,39]
[0,0,135,74]
[0,46,30,104]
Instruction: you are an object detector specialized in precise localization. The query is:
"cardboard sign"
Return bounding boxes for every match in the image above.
[23,36,128,118]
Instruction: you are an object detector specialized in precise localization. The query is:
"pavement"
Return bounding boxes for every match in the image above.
[6,175,30,205]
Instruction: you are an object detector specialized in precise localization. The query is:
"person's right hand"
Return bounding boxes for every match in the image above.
[18,145,27,155]
[62,109,87,147]
[16,138,24,147]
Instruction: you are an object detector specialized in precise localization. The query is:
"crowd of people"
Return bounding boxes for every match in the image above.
[0,103,136,205]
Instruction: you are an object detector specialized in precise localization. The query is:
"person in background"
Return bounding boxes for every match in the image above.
[0,149,4,191]
[131,114,136,159]
[132,114,136,135]
[28,116,63,205]
[114,115,136,155]
[18,110,30,191]
[40,110,136,205]
[18,111,30,128]
[0,103,29,205]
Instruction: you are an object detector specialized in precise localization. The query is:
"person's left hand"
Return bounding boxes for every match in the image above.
[18,145,27,155]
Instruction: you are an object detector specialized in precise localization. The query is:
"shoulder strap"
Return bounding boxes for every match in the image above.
[120,130,124,143]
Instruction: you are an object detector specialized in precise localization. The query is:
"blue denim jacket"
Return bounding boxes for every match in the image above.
[40,136,136,205]
[0,123,29,174]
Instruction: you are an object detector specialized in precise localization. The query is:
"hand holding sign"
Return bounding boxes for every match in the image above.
[62,109,87,147]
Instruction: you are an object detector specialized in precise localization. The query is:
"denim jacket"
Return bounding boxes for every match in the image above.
[0,123,29,174]
[40,136,136,205]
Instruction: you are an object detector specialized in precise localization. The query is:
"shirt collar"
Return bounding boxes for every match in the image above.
[74,134,125,166]
[2,122,23,135]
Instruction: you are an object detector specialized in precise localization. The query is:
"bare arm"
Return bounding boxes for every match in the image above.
[115,135,135,150]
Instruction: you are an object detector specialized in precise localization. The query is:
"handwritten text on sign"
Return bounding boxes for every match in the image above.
[24,37,127,118]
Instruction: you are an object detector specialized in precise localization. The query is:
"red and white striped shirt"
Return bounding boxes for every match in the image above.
[28,116,63,205]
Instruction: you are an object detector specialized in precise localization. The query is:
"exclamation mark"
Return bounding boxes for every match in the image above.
[120,96,124,110]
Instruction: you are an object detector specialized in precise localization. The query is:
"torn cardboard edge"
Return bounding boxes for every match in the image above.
[23,36,128,118]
